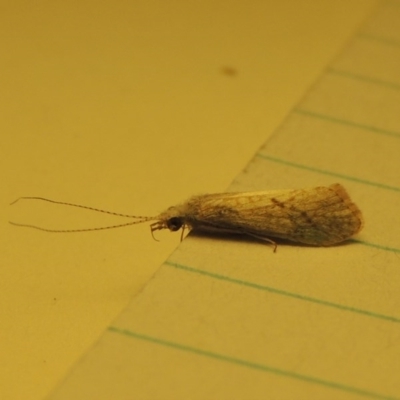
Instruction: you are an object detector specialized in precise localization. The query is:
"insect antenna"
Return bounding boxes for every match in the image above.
[8,219,154,233]
[9,196,157,233]
[10,196,151,219]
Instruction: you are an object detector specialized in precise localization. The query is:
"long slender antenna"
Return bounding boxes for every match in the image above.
[9,219,154,233]
[10,196,151,220]
[9,196,159,233]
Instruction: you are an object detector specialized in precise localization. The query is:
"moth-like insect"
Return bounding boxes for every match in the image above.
[10,183,363,251]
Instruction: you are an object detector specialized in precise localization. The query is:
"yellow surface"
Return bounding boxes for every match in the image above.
[1,1,378,399]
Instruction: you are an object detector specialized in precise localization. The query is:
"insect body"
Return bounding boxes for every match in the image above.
[151,183,363,246]
[10,183,363,250]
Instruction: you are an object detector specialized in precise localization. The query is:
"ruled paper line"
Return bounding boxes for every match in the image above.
[165,261,400,323]
[108,326,400,400]
[256,153,400,192]
[294,109,400,139]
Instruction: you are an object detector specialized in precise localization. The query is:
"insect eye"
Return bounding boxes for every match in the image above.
[167,217,183,231]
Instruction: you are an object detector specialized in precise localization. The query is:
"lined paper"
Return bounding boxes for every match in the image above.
[49,2,400,399]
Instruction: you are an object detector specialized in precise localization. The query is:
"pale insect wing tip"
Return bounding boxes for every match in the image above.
[330,183,364,234]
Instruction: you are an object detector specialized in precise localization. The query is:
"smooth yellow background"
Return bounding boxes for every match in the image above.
[1,1,378,399]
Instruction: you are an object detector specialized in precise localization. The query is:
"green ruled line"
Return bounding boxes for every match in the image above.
[256,153,400,192]
[328,69,400,92]
[165,261,400,324]
[352,239,400,254]
[358,33,400,48]
[108,326,400,400]
[294,109,400,139]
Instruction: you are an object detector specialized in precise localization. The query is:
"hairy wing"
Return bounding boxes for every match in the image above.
[187,184,363,245]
